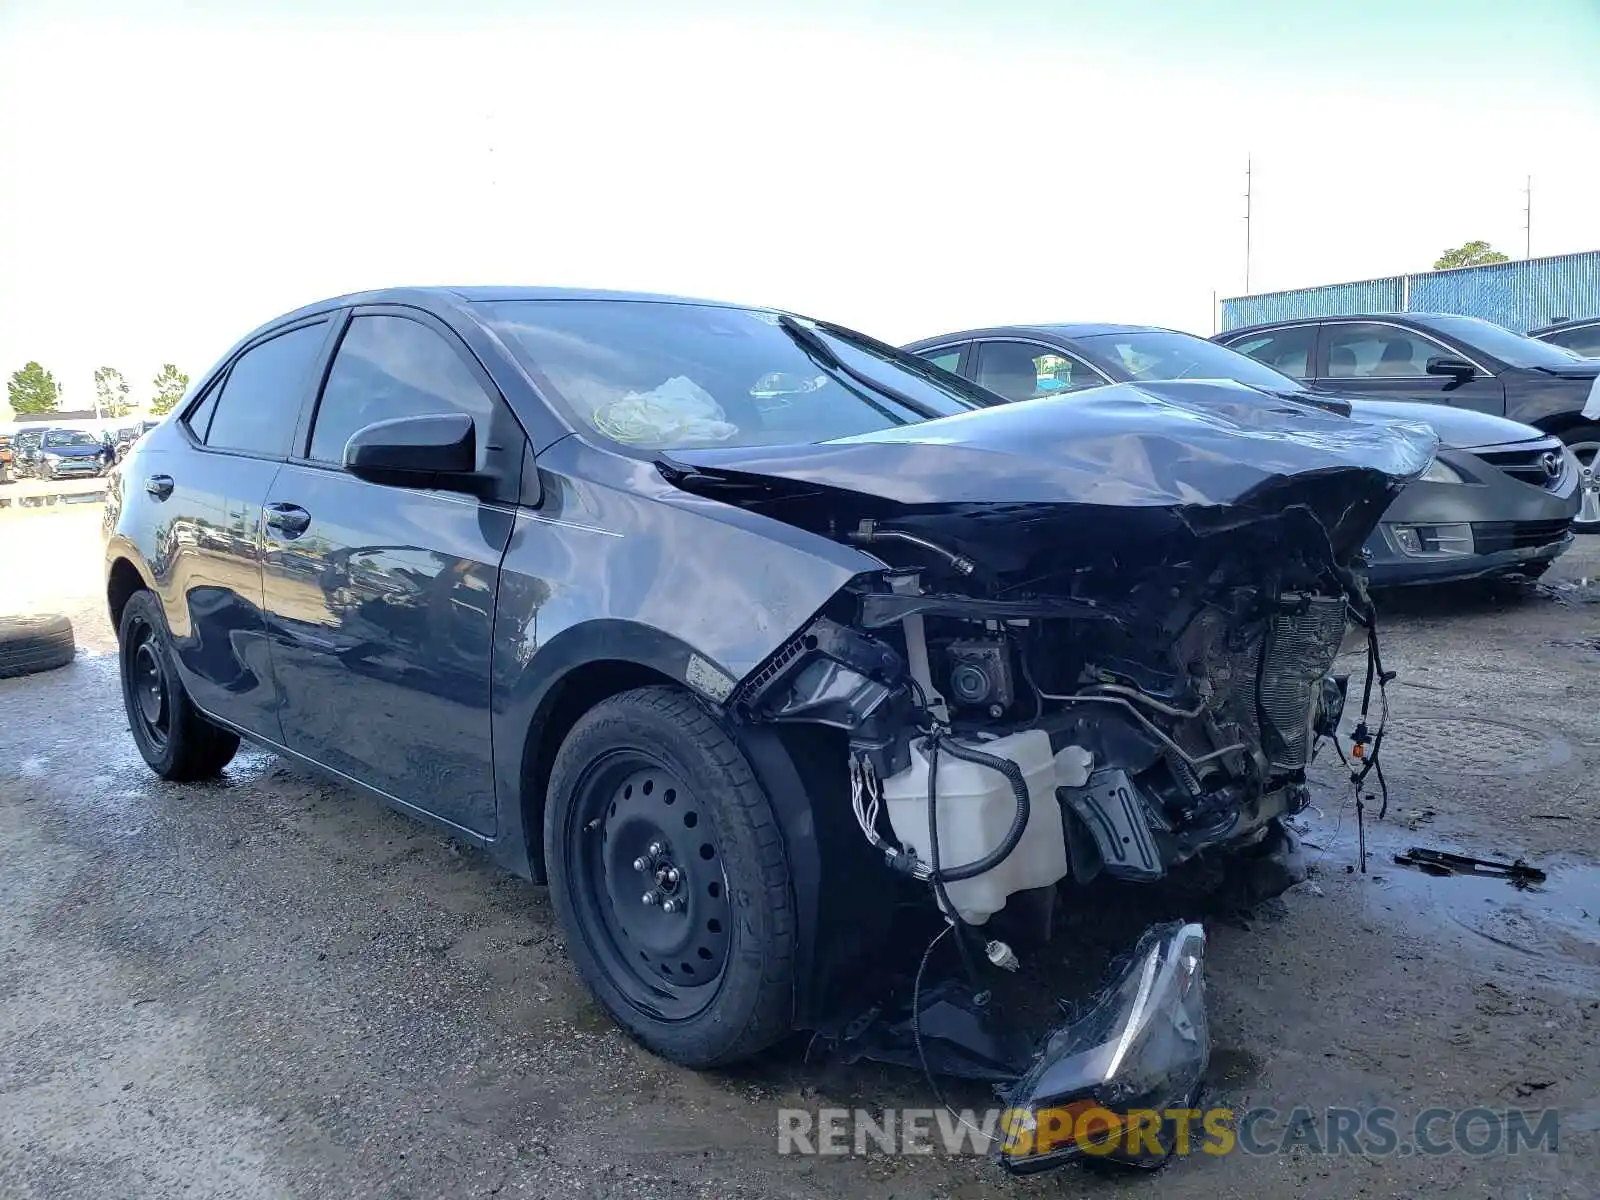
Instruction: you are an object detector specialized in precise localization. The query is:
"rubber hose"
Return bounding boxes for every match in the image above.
[922,734,1032,883]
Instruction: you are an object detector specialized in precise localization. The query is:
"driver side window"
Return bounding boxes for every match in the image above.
[309,315,495,468]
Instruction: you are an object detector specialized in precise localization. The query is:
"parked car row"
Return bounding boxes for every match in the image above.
[906,320,1584,579]
[2,420,160,482]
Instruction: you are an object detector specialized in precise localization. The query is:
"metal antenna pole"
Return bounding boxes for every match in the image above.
[1523,175,1532,258]
[1244,156,1253,293]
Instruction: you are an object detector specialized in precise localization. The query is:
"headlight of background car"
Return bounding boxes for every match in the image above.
[998,922,1209,1174]
[1419,458,1463,484]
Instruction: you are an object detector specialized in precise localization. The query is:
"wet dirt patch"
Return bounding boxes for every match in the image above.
[1378,713,1573,778]
[1372,854,1600,994]
[1297,807,1600,998]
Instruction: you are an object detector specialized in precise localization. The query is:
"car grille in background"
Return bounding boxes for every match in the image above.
[1471,519,1573,553]
[1474,441,1567,490]
[1258,594,1349,773]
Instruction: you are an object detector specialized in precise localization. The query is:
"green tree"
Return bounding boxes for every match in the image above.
[6,361,62,415]
[149,364,190,415]
[1433,240,1510,270]
[94,366,133,418]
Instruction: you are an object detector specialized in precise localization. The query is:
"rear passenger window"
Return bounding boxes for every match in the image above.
[308,315,494,467]
[203,323,327,457]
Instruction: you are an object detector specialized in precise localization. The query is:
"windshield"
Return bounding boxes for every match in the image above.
[42,430,101,448]
[478,300,982,451]
[1079,329,1302,391]
[1422,315,1590,369]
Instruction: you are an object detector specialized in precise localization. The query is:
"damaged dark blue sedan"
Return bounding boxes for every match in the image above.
[103,287,1435,1172]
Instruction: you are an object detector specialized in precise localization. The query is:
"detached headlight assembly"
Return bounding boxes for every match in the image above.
[1419,458,1464,484]
[998,922,1209,1174]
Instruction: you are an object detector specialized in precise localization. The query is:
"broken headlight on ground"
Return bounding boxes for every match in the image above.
[998,921,1209,1174]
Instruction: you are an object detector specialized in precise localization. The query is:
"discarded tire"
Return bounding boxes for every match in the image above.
[0,613,76,679]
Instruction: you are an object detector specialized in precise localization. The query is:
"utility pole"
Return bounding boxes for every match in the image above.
[1523,175,1532,258]
[1243,156,1253,294]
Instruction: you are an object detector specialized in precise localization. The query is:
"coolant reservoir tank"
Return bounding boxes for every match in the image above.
[880,729,1069,926]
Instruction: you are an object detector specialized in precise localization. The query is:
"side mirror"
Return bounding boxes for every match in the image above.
[345,413,477,490]
[1425,355,1476,381]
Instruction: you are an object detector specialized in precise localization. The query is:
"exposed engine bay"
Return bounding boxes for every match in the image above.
[694,493,1382,929]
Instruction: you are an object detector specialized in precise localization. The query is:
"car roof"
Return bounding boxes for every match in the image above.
[1528,315,1599,336]
[905,322,1172,348]
[265,284,754,327]
[1220,312,1498,338]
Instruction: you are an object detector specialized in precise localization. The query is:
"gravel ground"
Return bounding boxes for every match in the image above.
[2,507,1599,1198]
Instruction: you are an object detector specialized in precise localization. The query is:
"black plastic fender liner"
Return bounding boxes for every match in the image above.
[735,721,900,1028]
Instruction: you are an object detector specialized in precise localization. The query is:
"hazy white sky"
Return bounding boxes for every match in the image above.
[2,0,1597,410]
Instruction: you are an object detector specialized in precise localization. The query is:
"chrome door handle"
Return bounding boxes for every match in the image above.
[264,503,311,537]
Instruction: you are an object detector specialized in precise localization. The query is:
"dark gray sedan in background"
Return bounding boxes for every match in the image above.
[1212,312,1600,532]
[904,324,1580,585]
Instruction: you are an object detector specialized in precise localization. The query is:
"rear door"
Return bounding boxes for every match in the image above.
[1313,320,1506,415]
[158,319,333,737]
[259,307,522,837]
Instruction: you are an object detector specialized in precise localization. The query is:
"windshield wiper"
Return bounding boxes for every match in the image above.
[776,314,947,421]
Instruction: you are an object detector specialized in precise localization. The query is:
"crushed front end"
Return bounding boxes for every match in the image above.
[661,379,1435,1174]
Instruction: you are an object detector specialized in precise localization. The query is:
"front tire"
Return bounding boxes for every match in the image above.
[118,591,240,781]
[1561,423,1600,533]
[544,685,796,1068]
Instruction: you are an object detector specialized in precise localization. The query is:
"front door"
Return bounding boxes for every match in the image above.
[260,309,521,838]
[1313,321,1507,415]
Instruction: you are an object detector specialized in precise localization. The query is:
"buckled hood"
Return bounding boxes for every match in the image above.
[660,379,1437,548]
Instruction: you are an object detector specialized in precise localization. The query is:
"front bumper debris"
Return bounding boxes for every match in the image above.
[997,921,1209,1174]
[818,920,1212,1177]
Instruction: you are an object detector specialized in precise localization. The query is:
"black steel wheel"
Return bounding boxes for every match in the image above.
[545,685,796,1068]
[118,591,240,780]
[568,755,733,1019]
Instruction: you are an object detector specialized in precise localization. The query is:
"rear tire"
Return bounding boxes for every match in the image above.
[118,590,240,780]
[544,685,796,1068]
[1559,423,1600,533]
[0,614,76,678]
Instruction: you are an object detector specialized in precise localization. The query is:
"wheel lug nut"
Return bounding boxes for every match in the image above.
[641,891,659,906]
[632,856,650,872]
[664,868,680,884]
[661,898,681,914]
[648,841,666,857]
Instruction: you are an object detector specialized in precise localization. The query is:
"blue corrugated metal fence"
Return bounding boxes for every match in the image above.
[1221,250,1600,332]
